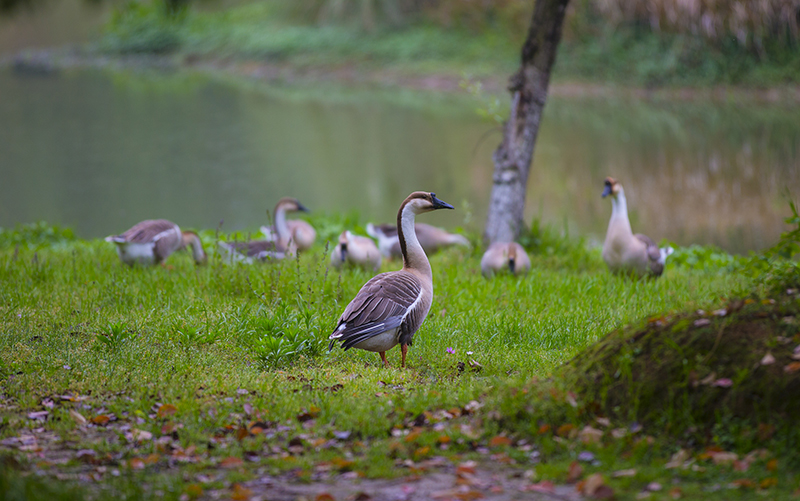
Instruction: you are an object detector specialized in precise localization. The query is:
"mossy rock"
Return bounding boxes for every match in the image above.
[563,291,800,432]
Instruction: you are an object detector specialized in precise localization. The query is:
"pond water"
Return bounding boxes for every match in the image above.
[1,67,798,254]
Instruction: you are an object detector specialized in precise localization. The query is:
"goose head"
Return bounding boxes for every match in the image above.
[338,231,349,262]
[275,197,310,214]
[181,231,207,265]
[506,243,517,273]
[601,177,622,199]
[402,192,455,214]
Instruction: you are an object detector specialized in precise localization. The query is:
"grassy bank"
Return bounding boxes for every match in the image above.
[95,0,800,88]
[2,215,799,499]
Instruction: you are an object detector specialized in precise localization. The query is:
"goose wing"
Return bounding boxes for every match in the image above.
[112,220,179,244]
[634,233,664,275]
[330,270,424,350]
[226,240,280,258]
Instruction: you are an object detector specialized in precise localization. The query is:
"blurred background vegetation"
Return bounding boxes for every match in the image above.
[94,0,800,85]
[3,0,799,84]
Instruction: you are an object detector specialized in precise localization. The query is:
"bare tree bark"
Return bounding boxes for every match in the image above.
[483,0,571,244]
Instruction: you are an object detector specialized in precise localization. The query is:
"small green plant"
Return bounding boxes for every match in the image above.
[667,244,739,272]
[94,322,134,351]
[0,222,75,249]
[172,323,221,346]
[243,301,323,369]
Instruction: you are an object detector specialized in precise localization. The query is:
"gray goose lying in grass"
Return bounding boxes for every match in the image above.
[601,177,673,278]
[330,230,382,272]
[480,242,531,277]
[106,219,206,266]
[219,197,309,263]
[366,222,469,259]
[329,192,454,368]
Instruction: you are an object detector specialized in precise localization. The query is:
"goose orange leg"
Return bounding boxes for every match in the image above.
[401,344,408,368]
[379,351,389,368]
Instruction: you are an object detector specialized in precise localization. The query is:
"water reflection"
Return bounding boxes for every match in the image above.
[0,68,797,253]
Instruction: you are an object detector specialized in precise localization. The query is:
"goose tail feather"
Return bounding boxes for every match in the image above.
[658,246,674,265]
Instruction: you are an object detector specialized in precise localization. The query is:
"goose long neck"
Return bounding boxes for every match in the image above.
[182,233,206,264]
[274,204,290,246]
[397,204,431,279]
[609,187,633,236]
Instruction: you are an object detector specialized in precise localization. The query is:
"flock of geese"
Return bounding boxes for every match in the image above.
[105,178,672,367]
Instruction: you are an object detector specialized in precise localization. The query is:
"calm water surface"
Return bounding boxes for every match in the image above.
[1,68,798,253]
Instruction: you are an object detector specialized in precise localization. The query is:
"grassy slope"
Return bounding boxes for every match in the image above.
[3,219,799,498]
[97,1,800,87]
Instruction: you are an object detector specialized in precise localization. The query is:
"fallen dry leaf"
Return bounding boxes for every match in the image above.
[315,494,336,501]
[525,480,555,493]
[126,429,153,443]
[760,353,776,365]
[713,378,733,388]
[582,473,606,497]
[567,461,583,483]
[711,451,738,465]
[666,449,690,469]
[27,411,49,421]
[128,458,145,470]
[693,318,712,327]
[220,456,243,469]
[157,404,177,418]
[69,409,87,426]
[760,477,778,489]
[489,435,512,447]
[784,362,800,374]
[767,458,778,471]
[579,425,603,444]
[92,415,110,426]
[612,469,637,477]
[231,483,253,501]
[556,424,575,437]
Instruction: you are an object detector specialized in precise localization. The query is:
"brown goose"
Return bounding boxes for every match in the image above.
[329,192,454,368]
[330,230,382,272]
[219,198,309,263]
[366,222,469,259]
[601,177,673,278]
[106,219,206,266]
[480,242,531,278]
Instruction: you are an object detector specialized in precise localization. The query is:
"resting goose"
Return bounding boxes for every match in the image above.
[330,231,382,272]
[480,242,530,278]
[106,219,206,266]
[219,197,309,263]
[261,220,316,252]
[329,192,454,368]
[601,177,673,278]
[366,222,469,259]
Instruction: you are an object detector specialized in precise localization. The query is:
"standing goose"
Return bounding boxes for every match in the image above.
[330,230,382,272]
[329,192,454,368]
[219,198,309,263]
[601,177,673,278]
[106,219,206,266]
[366,222,469,259]
[480,242,531,278]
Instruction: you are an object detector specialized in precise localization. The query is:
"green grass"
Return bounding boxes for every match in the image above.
[2,218,799,499]
[96,0,800,87]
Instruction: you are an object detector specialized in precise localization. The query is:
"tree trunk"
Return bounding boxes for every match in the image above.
[483,0,571,244]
